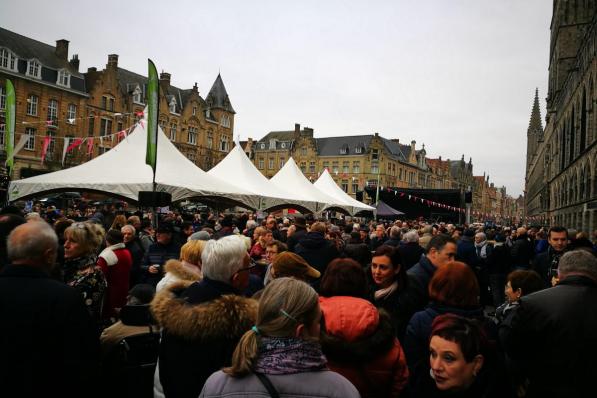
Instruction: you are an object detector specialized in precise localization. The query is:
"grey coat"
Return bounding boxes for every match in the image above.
[199,369,360,398]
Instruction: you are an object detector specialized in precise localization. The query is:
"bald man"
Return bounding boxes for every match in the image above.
[510,227,535,270]
[0,221,99,398]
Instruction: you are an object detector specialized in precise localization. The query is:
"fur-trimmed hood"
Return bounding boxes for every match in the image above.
[320,296,395,362]
[151,281,257,340]
[163,259,202,282]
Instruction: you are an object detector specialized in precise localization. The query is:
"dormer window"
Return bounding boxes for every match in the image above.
[281,142,286,149]
[169,98,177,114]
[27,59,41,79]
[57,69,70,87]
[132,85,143,104]
[340,144,349,155]
[269,139,277,150]
[355,145,363,154]
[0,48,17,71]
[260,143,265,149]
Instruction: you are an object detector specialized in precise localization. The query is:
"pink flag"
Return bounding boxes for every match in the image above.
[40,136,51,164]
[87,137,94,155]
[66,138,83,153]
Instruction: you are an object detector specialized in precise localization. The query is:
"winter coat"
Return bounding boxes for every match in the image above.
[319,296,409,398]
[384,237,402,248]
[366,267,411,339]
[97,243,132,320]
[199,369,360,398]
[405,255,437,315]
[486,243,511,275]
[287,227,307,252]
[294,232,340,275]
[0,265,99,398]
[397,242,425,270]
[141,240,180,286]
[343,240,371,267]
[151,278,257,398]
[510,234,534,269]
[532,247,565,287]
[404,303,485,370]
[501,275,597,398]
[125,238,145,286]
[456,236,479,269]
[100,304,156,356]
[156,259,202,293]
[369,235,388,251]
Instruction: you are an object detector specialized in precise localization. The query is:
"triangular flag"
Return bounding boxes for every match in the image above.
[66,138,83,153]
[40,136,51,165]
[87,137,94,155]
[62,137,70,166]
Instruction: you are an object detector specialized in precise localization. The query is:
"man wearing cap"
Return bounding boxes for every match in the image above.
[287,215,308,252]
[141,223,181,287]
[271,251,321,281]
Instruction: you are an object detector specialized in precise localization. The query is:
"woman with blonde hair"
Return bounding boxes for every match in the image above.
[199,278,359,398]
[63,221,107,327]
[156,240,205,292]
[110,214,127,231]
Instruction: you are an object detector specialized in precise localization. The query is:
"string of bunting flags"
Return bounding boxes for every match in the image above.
[0,110,144,130]
[377,186,503,219]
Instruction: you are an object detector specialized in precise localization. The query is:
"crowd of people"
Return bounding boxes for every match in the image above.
[0,200,596,398]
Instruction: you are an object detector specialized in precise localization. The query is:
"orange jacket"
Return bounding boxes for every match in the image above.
[320,296,409,398]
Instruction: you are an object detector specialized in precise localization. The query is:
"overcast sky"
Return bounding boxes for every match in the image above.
[1,0,552,196]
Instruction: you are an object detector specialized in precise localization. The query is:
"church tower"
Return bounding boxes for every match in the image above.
[526,88,543,172]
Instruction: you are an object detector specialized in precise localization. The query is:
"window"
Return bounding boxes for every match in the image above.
[117,121,123,133]
[341,181,348,193]
[352,183,359,193]
[301,147,307,156]
[340,145,349,155]
[67,104,76,122]
[220,136,228,151]
[170,123,177,141]
[188,127,197,145]
[269,158,274,169]
[192,106,197,116]
[353,161,360,173]
[133,85,143,104]
[372,149,379,160]
[47,100,58,125]
[221,115,231,128]
[169,98,177,113]
[371,162,379,174]
[399,168,403,180]
[260,143,265,149]
[27,59,41,78]
[323,161,329,170]
[281,142,286,149]
[159,119,166,130]
[258,158,264,169]
[100,118,112,136]
[310,161,315,173]
[0,86,5,109]
[88,113,95,136]
[27,95,38,116]
[102,96,115,111]
[300,162,306,173]
[0,48,17,71]
[25,128,35,150]
[332,161,339,174]
[207,132,213,149]
[343,161,349,173]
[46,132,55,156]
[57,70,70,87]
[279,157,285,168]
[187,152,195,162]
[355,146,363,154]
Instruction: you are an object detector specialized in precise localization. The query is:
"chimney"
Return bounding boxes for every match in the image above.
[192,82,198,93]
[160,71,171,86]
[87,67,97,73]
[391,138,400,144]
[69,54,79,72]
[295,123,301,134]
[438,155,442,161]
[303,127,314,137]
[107,54,119,69]
[55,39,69,61]
[410,140,416,153]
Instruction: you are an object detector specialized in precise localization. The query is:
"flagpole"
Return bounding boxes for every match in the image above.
[147,59,159,228]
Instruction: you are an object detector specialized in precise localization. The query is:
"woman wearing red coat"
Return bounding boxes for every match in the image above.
[97,229,132,322]
[318,258,409,398]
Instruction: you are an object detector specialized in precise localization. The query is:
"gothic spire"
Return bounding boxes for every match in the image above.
[528,88,543,136]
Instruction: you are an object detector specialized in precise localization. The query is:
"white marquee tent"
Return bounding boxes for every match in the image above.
[207,144,321,213]
[270,157,351,213]
[9,120,259,209]
[313,169,375,215]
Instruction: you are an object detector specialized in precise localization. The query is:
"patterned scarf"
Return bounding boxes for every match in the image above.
[253,337,327,375]
[374,280,398,301]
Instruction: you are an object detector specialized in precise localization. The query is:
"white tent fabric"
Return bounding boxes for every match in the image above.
[270,157,351,213]
[207,145,320,212]
[314,169,375,215]
[9,121,259,208]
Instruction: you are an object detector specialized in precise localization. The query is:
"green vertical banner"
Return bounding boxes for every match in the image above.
[146,59,158,177]
[4,79,16,174]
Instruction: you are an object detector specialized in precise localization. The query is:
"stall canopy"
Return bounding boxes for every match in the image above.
[313,169,374,215]
[270,157,350,213]
[375,200,405,218]
[9,120,259,209]
[207,144,319,213]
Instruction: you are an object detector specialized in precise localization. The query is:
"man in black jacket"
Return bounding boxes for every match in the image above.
[532,226,568,287]
[287,215,308,252]
[141,223,180,286]
[503,250,597,398]
[0,221,99,398]
[510,227,534,269]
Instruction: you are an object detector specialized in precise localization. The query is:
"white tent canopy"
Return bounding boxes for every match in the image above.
[207,144,320,212]
[314,169,375,215]
[9,120,259,209]
[270,157,351,213]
